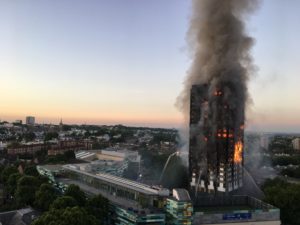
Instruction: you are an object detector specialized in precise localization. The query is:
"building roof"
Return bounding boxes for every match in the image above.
[63,164,169,196]
[75,151,96,160]
[172,189,191,202]
[0,208,39,225]
[37,164,63,172]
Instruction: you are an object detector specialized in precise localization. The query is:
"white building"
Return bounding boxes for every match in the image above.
[260,135,270,149]
[0,142,7,150]
[292,138,300,151]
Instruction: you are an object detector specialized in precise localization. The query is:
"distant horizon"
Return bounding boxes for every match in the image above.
[1,114,300,134]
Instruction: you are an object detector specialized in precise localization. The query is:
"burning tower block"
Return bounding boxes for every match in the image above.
[189,84,244,194]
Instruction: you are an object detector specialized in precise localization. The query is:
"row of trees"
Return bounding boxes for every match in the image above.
[0,164,109,225]
[0,164,47,210]
[269,136,294,153]
[33,184,109,225]
[272,155,300,166]
[150,131,178,145]
[263,178,300,225]
[281,167,300,179]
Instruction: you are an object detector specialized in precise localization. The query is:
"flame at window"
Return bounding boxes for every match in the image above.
[234,141,243,164]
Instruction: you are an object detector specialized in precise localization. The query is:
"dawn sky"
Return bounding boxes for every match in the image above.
[1,0,300,132]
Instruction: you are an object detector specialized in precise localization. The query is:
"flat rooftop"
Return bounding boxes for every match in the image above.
[57,178,166,214]
[37,164,64,171]
[173,188,191,202]
[63,164,169,196]
[57,178,139,209]
[193,195,278,213]
[193,196,280,224]
[194,205,253,214]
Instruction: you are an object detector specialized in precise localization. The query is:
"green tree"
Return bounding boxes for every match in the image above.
[15,175,39,206]
[63,150,75,160]
[35,183,59,211]
[1,166,18,183]
[0,165,4,175]
[62,125,71,131]
[32,207,98,225]
[24,165,39,177]
[50,196,78,210]
[24,132,36,142]
[263,178,300,225]
[64,184,86,206]
[44,132,59,142]
[37,175,50,186]
[86,194,109,222]
[6,173,22,197]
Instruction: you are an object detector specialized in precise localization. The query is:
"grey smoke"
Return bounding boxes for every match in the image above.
[177,0,259,120]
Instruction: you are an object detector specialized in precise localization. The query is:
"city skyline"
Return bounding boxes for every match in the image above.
[1,0,300,132]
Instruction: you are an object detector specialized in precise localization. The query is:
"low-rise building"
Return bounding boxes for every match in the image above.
[0,207,40,225]
[165,189,193,225]
[0,142,7,151]
[114,206,166,225]
[37,164,280,225]
[193,195,280,225]
[75,149,141,178]
[48,140,92,156]
[7,143,45,155]
[292,138,300,151]
[260,135,270,149]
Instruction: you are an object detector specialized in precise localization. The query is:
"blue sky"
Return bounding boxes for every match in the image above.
[0,0,299,132]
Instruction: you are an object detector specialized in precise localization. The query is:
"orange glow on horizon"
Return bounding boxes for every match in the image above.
[0,111,184,128]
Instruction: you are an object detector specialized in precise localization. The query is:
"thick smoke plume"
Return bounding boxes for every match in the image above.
[177,0,259,120]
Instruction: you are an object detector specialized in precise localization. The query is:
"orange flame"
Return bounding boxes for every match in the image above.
[234,141,243,164]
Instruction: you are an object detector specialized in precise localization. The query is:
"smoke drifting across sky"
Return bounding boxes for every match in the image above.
[177,0,260,123]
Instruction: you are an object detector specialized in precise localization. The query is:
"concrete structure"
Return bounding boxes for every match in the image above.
[0,142,7,151]
[189,84,244,194]
[25,116,35,125]
[37,164,170,224]
[193,196,280,225]
[75,149,141,177]
[75,151,96,161]
[37,164,184,225]
[292,137,300,151]
[76,148,140,162]
[0,208,39,225]
[37,164,280,225]
[165,189,193,225]
[7,143,45,155]
[6,140,90,156]
[260,135,270,149]
[62,164,169,208]
[48,140,92,156]
[114,206,166,225]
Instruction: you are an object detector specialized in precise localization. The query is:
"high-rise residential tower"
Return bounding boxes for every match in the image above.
[189,84,244,195]
[26,116,35,125]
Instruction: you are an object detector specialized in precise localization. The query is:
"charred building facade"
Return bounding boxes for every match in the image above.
[189,84,244,194]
